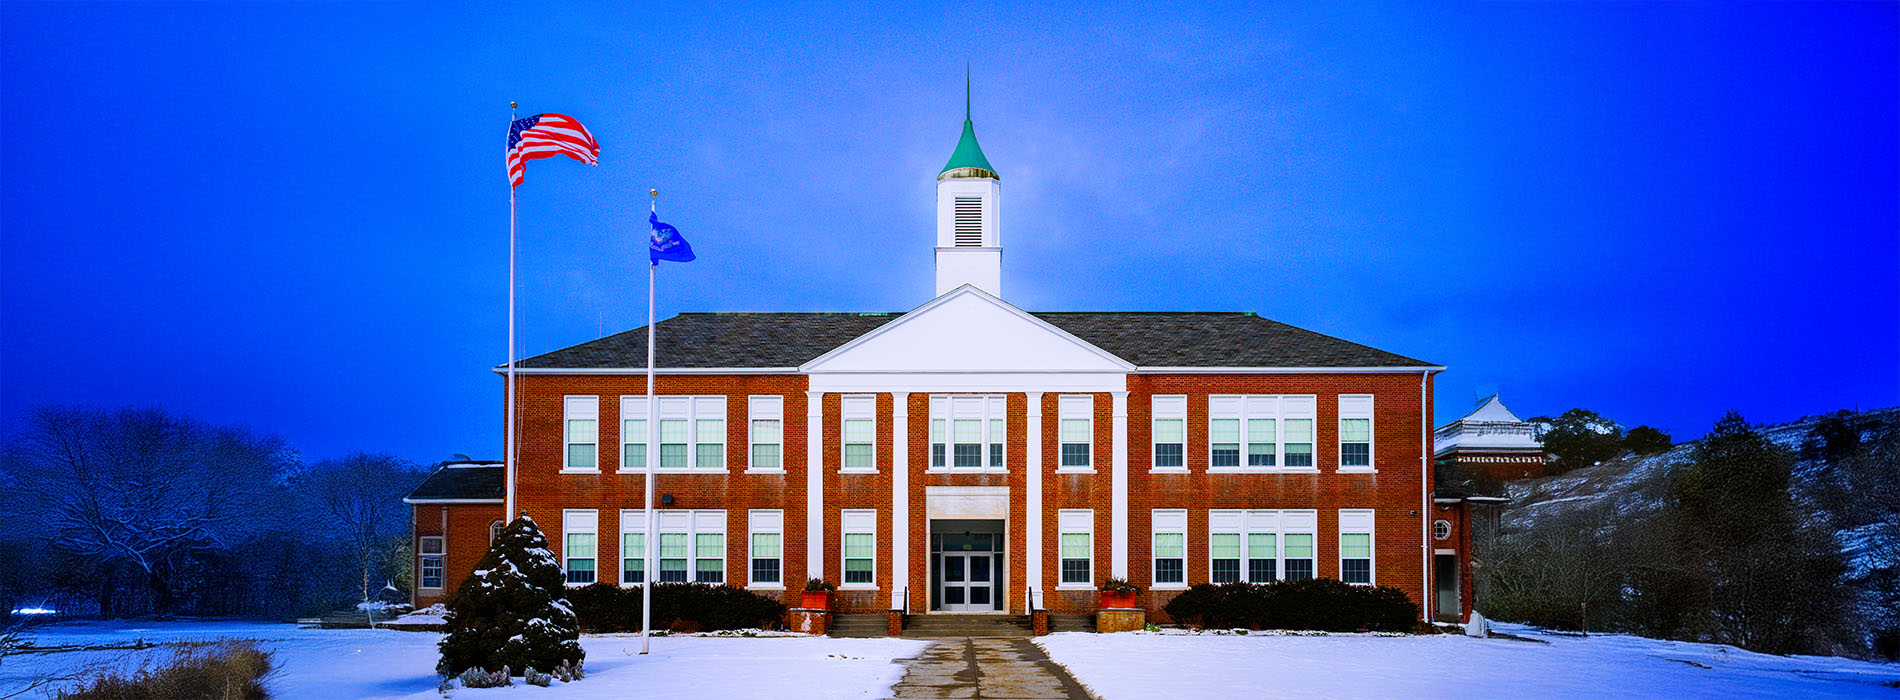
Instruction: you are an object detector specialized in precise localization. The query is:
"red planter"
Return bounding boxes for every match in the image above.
[801,591,831,610]
[1099,591,1137,609]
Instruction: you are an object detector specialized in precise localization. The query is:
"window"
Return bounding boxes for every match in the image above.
[417,536,444,589]
[1433,519,1452,541]
[929,396,1006,470]
[620,396,648,471]
[1058,510,1093,586]
[1152,509,1187,587]
[563,510,597,585]
[1283,510,1317,581]
[841,509,876,586]
[620,510,645,585]
[842,395,876,471]
[653,396,728,470]
[564,396,599,471]
[749,396,783,471]
[1059,395,1093,469]
[1209,395,1316,471]
[489,520,504,543]
[1339,395,1374,470]
[1152,395,1187,470]
[650,510,725,584]
[1210,510,1315,584]
[1340,509,1375,585]
[749,510,783,587]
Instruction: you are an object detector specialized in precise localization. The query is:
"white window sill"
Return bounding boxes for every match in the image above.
[614,468,730,474]
[840,584,878,590]
[1150,584,1188,591]
[1055,585,1094,591]
[924,468,1008,474]
[617,583,647,588]
[418,587,443,592]
[748,585,785,591]
[563,582,596,588]
[1148,468,1189,475]
[560,469,602,475]
[1337,468,1377,474]
[745,468,787,475]
[838,468,880,475]
[1054,468,1097,475]
[1206,467,1323,475]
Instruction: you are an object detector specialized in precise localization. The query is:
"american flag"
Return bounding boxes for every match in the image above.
[506,113,599,188]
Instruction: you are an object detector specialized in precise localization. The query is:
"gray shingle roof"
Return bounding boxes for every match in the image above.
[514,311,1433,370]
[406,463,504,502]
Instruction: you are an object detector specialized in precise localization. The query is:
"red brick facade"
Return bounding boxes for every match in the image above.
[414,370,1463,623]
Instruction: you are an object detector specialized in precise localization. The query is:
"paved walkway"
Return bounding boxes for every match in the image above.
[890,637,1096,700]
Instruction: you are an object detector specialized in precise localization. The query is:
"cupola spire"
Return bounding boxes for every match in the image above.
[934,66,1003,297]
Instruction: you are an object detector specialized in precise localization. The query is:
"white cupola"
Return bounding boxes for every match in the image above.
[934,77,1002,297]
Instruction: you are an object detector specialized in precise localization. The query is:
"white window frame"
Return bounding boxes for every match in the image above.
[927,395,1008,472]
[652,396,728,471]
[417,536,445,590]
[748,509,784,589]
[1150,395,1188,473]
[563,395,600,473]
[618,396,648,473]
[840,509,877,588]
[1205,395,1319,474]
[1057,394,1095,473]
[562,509,598,586]
[619,509,646,587]
[651,510,727,584]
[840,395,878,473]
[1339,509,1375,585]
[748,395,785,474]
[1281,509,1318,581]
[1057,509,1094,589]
[1151,509,1187,589]
[1338,395,1375,472]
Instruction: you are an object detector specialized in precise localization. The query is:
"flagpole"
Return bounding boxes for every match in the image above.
[641,188,658,655]
[504,101,519,523]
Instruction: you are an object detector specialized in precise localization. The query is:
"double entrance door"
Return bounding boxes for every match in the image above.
[940,552,995,611]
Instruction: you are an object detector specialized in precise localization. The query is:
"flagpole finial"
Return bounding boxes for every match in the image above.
[509,101,518,109]
[650,189,658,198]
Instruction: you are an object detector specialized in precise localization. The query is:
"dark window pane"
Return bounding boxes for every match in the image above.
[567,567,595,585]
[752,559,780,584]
[1341,443,1370,467]
[1248,559,1275,582]
[989,443,1003,467]
[1285,559,1314,581]
[1155,559,1183,584]
[1061,559,1090,584]
[1155,444,1184,468]
[623,566,644,584]
[1285,450,1313,468]
[1211,559,1240,583]
[932,445,946,467]
[1211,446,1239,467]
[1247,450,1275,467]
[1342,559,1371,584]
[1061,444,1090,467]
[845,567,873,584]
[953,444,982,467]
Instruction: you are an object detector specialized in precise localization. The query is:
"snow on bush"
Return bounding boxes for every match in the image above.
[436,516,585,678]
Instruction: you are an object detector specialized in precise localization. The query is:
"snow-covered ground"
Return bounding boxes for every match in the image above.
[1,621,927,699]
[1037,624,1900,700]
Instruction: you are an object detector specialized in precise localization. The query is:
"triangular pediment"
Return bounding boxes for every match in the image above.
[801,285,1133,373]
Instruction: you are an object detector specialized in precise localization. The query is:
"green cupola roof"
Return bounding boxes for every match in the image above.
[939,69,998,181]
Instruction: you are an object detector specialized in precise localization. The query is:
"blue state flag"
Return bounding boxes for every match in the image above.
[648,211,696,265]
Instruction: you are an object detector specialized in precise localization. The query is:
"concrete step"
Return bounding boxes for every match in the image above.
[900,614,1033,638]
[828,614,890,638]
[1048,614,1097,633]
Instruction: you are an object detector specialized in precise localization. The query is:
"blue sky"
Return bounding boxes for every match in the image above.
[3,2,1895,463]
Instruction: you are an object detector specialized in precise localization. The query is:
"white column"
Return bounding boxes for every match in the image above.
[891,392,909,610]
[1111,390,1130,578]
[807,391,825,580]
[1025,391,1044,608]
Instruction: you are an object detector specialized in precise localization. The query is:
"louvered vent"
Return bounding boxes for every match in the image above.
[954,196,984,247]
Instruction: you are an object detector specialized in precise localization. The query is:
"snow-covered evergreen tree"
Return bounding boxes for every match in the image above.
[437,516,584,677]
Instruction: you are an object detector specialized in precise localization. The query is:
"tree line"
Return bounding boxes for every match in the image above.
[0,405,426,620]
[1486,408,1900,660]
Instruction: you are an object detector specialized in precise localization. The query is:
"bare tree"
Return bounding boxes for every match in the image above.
[293,453,424,601]
[14,406,288,616]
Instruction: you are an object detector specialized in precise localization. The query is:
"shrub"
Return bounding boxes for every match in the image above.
[568,582,787,633]
[804,578,836,592]
[1162,579,1419,632]
[59,640,274,700]
[436,516,584,677]
[1101,578,1141,593]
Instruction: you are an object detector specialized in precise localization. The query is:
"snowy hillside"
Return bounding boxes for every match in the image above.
[1505,406,1900,574]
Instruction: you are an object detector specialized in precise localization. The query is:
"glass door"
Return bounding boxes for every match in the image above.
[940,553,994,612]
